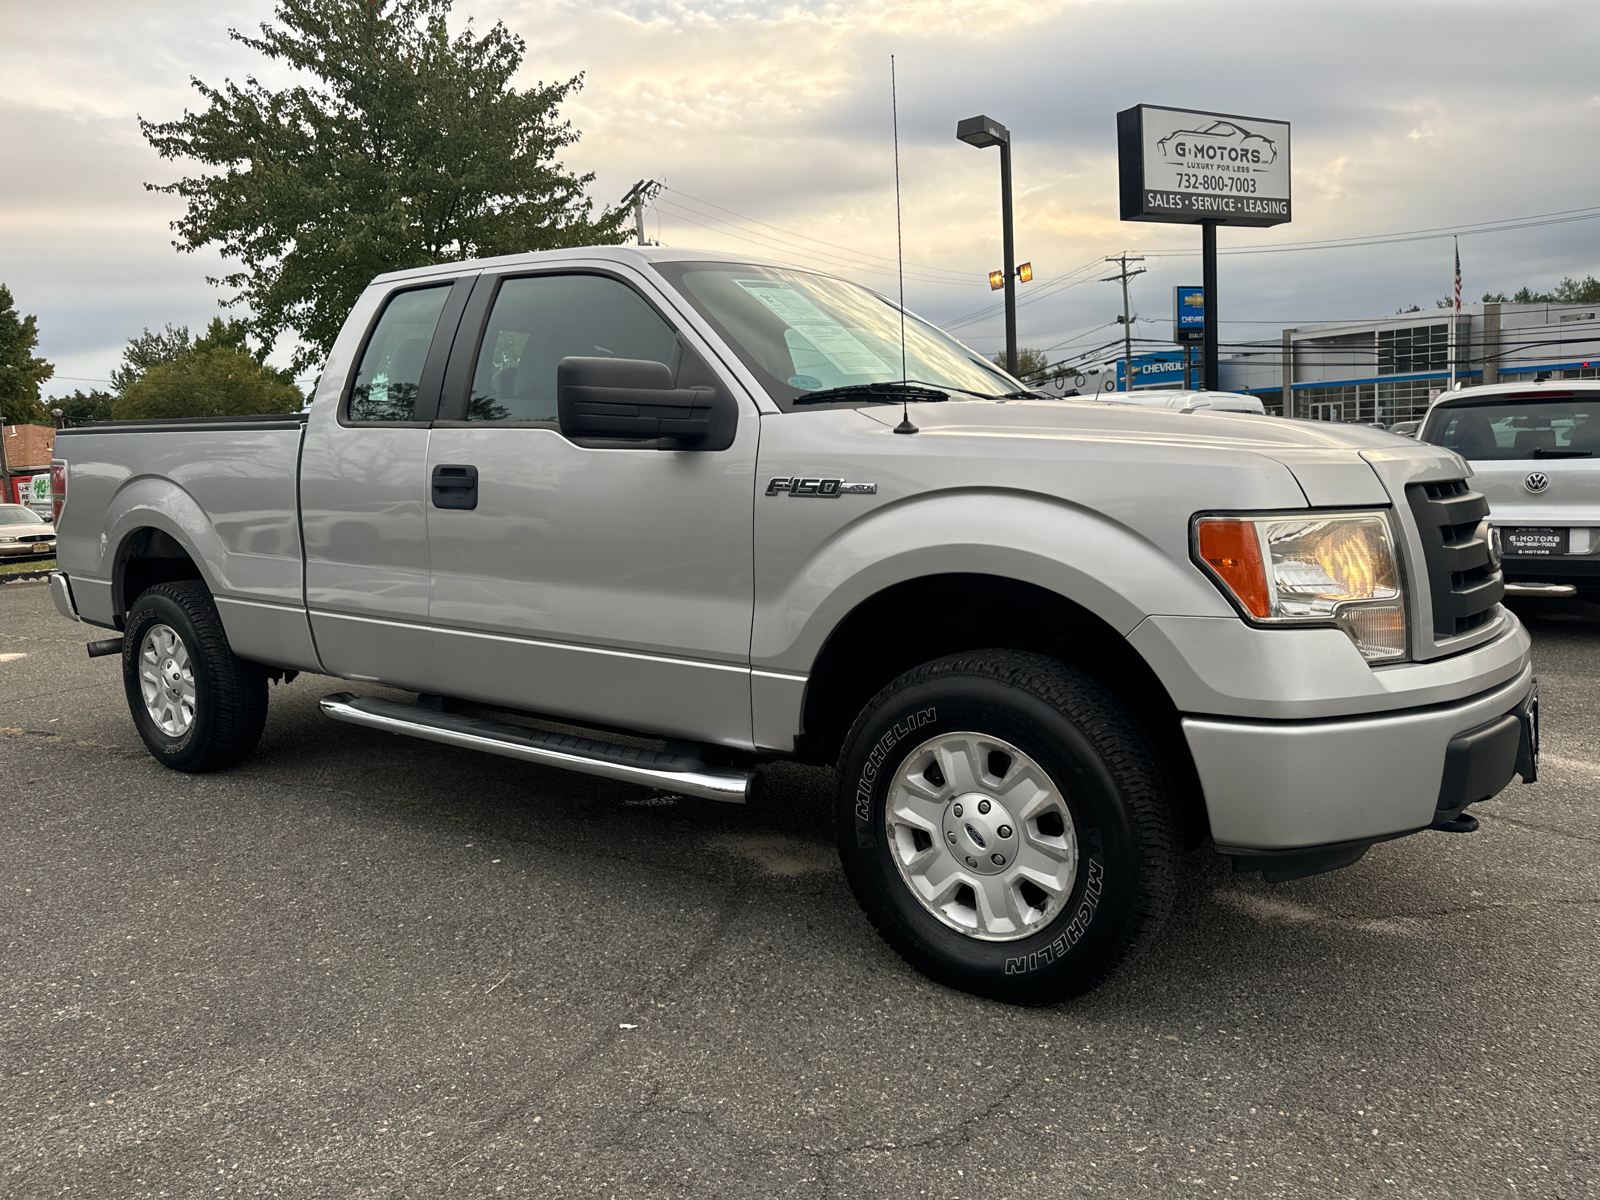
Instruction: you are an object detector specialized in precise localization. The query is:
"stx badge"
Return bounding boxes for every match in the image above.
[765,477,877,498]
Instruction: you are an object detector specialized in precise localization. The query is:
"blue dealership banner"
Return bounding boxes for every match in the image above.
[1174,286,1204,343]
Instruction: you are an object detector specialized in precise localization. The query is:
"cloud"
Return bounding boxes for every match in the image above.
[3,0,1598,384]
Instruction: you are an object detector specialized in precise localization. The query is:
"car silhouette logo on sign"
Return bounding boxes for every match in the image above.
[1524,472,1551,494]
[1156,120,1279,166]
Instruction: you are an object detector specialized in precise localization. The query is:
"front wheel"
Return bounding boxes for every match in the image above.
[836,651,1178,1004]
[122,581,268,772]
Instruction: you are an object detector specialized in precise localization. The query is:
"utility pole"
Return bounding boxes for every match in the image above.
[0,416,11,502]
[1102,254,1145,392]
[619,180,662,246]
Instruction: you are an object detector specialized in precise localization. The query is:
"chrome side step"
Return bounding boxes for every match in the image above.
[319,693,756,803]
[1504,583,1577,598]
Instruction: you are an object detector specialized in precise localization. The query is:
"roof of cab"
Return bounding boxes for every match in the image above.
[369,244,797,287]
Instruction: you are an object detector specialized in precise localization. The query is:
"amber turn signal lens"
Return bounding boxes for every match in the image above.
[1197,519,1270,618]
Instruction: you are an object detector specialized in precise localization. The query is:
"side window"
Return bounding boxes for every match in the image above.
[468,274,678,422]
[347,285,452,422]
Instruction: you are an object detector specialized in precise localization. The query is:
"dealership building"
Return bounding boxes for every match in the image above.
[1210,300,1600,423]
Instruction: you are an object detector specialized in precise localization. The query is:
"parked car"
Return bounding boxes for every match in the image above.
[1098,389,1266,415]
[47,246,1536,1003]
[0,503,55,557]
[1419,379,1600,598]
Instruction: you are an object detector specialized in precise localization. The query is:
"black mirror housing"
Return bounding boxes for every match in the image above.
[557,357,727,446]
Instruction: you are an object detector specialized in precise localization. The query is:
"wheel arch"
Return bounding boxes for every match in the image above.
[798,572,1210,846]
[97,478,227,629]
[113,525,208,628]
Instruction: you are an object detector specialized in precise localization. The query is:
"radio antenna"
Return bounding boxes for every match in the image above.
[890,54,917,435]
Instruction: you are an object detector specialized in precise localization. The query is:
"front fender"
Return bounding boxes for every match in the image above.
[752,487,1237,673]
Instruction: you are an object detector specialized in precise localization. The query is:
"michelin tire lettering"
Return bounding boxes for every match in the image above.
[855,707,937,827]
[1003,859,1105,974]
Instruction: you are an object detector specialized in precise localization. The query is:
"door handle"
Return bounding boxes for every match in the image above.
[432,464,478,510]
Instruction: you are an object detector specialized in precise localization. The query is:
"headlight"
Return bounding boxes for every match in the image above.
[1194,511,1407,663]
[0,536,17,544]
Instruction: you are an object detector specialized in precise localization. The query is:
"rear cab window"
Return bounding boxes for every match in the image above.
[1420,393,1600,460]
[346,285,454,422]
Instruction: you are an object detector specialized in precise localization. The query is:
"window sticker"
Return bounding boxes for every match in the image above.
[734,279,889,377]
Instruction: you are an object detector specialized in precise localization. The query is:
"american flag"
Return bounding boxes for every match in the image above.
[1454,237,1461,313]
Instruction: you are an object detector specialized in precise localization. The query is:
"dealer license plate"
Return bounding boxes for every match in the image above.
[1504,527,1568,556]
[33,543,53,554]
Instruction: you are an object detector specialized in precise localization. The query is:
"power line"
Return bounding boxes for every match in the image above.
[665,187,977,281]
[653,198,977,289]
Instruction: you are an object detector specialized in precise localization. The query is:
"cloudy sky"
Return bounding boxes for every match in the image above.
[4,0,1599,394]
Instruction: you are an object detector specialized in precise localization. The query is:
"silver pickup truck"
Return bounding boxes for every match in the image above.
[47,246,1537,1002]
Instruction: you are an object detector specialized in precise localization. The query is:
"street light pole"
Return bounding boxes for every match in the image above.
[956,114,1018,376]
[998,137,1017,377]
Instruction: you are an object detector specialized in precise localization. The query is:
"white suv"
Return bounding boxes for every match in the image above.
[1420,379,1600,598]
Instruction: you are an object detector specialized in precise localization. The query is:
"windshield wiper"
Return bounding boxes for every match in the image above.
[791,382,950,406]
[1532,447,1593,458]
[899,378,1014,401]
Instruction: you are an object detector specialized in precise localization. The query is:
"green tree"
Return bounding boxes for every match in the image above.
[140,0,627,374]
[992,347,1054,380]
[113,347,303,420]
[110,324,191,396]
[49,388,117,423]
[0,284,54,426]
[1481,275,1600,305]
[191,317,297,387]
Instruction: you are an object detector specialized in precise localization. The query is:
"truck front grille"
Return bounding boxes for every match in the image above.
[1406,479,1504,639]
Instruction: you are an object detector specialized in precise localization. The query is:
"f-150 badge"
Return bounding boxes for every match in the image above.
[765,477,877,497]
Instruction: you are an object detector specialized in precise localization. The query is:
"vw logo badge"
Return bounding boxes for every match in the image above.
[1524,471,1551,494]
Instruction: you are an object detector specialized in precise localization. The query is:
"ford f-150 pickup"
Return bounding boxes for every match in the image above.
[47,246,1538,1002]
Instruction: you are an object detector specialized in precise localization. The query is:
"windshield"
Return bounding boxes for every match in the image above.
[0,504,45,525]
[1421,395,1600,459]
[654,261,1019,409]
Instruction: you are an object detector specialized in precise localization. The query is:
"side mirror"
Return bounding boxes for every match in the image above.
[557,357,718,444]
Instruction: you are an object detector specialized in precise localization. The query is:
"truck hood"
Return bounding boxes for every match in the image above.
[860,396,1398,453]
[855,397,1467,507]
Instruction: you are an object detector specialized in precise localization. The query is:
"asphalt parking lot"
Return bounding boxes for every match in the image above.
[1,578,1596,1199]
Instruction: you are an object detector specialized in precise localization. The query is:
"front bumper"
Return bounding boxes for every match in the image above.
[1186,664,1537,854]
[1503,554,1600,589]
[0,541,54,557]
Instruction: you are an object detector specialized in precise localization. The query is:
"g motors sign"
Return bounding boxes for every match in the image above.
[1118,105,1291,227]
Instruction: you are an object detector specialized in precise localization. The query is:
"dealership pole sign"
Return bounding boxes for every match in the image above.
[1173,286,1204,344]
[1118,105,1291,227]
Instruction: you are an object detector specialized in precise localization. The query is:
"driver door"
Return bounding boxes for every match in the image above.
[423,265,759,748]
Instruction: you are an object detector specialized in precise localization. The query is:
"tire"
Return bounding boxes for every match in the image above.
[836,650,1178,1004]
[121,580,268,772]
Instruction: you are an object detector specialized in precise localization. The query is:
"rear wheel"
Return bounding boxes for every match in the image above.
[122,581,268,772]
[836,651,1178,1004]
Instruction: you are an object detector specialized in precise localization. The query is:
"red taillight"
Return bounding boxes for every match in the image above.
[50,459,66,525]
